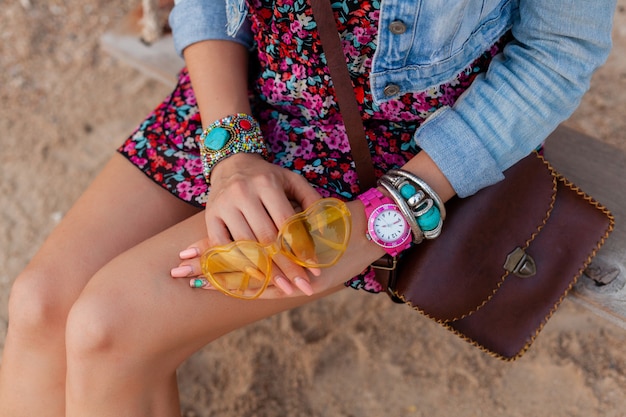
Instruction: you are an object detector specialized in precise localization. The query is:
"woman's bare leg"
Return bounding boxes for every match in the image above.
[63,210,343,417]
[0,154,200,417]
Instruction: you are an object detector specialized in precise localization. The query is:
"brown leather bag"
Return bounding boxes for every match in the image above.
[390,153,614,359]
[310,0,615,360]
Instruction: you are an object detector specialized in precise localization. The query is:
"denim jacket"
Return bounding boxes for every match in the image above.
[169,0,615,197]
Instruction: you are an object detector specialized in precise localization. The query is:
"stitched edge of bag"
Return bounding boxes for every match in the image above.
[389,153,616,361]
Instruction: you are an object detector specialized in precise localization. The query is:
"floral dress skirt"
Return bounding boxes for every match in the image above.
[118,0,508,292]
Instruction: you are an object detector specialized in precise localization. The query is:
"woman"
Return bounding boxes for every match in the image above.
[0,0,615,415]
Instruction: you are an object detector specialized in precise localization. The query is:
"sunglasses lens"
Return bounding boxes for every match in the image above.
[201,242,270,299]
[280,199,350,267]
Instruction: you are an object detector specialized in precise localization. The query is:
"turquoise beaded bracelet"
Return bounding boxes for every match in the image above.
[198,113,268,183]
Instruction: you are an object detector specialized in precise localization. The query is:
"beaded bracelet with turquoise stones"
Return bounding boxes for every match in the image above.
[198,113,268,183]
[379,169,446,239]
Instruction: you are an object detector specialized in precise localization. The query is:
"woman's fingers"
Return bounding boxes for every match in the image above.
[205,163,292,245]
[178,239,210,259]
[180,250,316,298]
[272,275,295,295]
[283,170,323,210]
[177,155,327,297]
[207,154,321,243]
[171,238,209,278]
[269,254,314,296]
[179,246,200,260]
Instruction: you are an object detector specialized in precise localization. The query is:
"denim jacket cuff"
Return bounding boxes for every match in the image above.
[169,0,254,56]
[414,106,505,198]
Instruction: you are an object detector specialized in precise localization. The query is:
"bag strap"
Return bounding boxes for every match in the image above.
[310,0,376,190]
[311,0,399,293]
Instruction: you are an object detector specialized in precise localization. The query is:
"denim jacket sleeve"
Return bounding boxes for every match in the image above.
[413,0,616,197]
[169,0,253,56]
[170,0,615,197]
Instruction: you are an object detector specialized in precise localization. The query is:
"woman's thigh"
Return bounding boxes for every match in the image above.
[12,153,201,320]
[66,208,343,371]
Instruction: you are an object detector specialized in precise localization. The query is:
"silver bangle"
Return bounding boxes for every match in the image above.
[422,217,444,239]
[381,169,445,240]
[386,169,446,221]
[413,197,434,218]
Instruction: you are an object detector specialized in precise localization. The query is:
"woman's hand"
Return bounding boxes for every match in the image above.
[171,153,324,297]
[205,153,321,246]
[172,199,385,299]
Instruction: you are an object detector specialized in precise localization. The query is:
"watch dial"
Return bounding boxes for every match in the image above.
[373,208,408,243]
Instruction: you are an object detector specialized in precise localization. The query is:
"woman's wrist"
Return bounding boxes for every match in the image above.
[198,113,268,184]
[209,152,267,185]
[353,166,447,260]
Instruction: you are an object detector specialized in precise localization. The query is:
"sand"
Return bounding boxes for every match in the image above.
[2,1,626,416]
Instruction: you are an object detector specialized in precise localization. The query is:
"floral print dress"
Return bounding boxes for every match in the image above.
[117,0,508,292]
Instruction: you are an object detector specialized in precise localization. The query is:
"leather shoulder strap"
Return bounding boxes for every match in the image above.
[310,0,376,190]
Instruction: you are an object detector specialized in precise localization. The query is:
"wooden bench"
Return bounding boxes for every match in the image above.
[100,21,626,329]
[545,128,626,330]
[100,2,182,86]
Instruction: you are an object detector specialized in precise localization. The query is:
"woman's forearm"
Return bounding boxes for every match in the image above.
[399,151,455,203]
[183,40,252,127]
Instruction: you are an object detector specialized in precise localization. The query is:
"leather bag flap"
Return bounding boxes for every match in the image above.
[394,153,556,322]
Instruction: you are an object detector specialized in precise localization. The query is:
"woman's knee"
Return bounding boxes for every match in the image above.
[65,278,143,363]
[7,266,77,340]
[65,293,121,360]
[63,281,179,402]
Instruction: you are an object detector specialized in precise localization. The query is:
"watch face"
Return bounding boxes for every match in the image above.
[369,204,410,247]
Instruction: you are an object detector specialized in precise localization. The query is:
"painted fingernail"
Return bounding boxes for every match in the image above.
[171,265,193,277]
[274,276,294,295]
[190,278,210,288]
[294,277,314,296]
[179,248,200,259]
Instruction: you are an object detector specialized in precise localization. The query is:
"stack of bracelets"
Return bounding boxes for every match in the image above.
[199,114,444,260]
[198,113,268,183]
[378,169,446,246]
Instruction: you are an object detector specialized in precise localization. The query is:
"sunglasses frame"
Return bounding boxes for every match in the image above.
[200,198,352,299]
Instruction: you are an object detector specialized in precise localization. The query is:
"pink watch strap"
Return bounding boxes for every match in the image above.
[357,188,412,257]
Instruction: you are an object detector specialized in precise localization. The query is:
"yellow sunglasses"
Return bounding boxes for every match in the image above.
[198,198,351,299]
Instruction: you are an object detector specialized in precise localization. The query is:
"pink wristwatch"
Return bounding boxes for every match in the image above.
[357,188,412,257]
